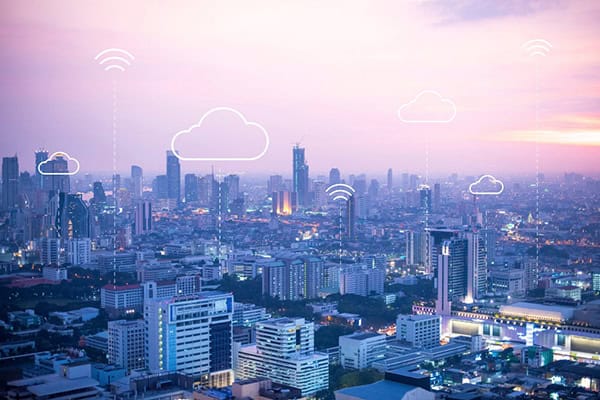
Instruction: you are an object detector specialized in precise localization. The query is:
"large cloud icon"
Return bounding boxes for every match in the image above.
[170,107,270,161]
[37,151,80,176]
[398,90,457,123]
[469,175,504,196]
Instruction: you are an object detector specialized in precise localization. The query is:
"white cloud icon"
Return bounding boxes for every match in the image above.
[170,107,270,161]
[37,151,80,176]
[469,175,504,195]
[398,90,457,123]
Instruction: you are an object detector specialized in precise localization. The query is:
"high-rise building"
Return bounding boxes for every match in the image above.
[345,196,356,240]
[40,237,60,265]
[339,264,384,296]
[236,318,329,396]
[153,175,168,199]
[465,231,487,303]
[396,314,441,349]
[145,291,234,387]
[56,193,90,239]
[435,237,468,315]
[272,191,293,216]
[108,319,145,372]
[34,150,48,190]
[387,168,393,190]
[292,145,309,207]
[268,175,283,195]
[329,168,341,185]
[2,156,19,211]
[39,154,70,194]
[224,174,240,203]
[92,182,106,204]
[131,165,143,200]
[166,150,180,203]
[418,184,432,214]
[406,230,427,266]
[184,173,199,203]
[481,228,497,264]
[233,303,270,328]
[67,238,91,265]
[433,183,441,212]
[134,201,152,235]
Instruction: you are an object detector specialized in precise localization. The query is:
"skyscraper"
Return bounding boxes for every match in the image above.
[34,150,48,190]
[224,174,240,203]
[145,291,234,387]
[406,230,427,266]
[387,168,393,190]
[435,237,468,315]
[329,168,341,185]
[92,182,106,204]
[134,201,152,235]
[166,150,180,203]
[345,195,356,240]
[433,183,441,212]
[2,156,19,211]
[418,184,432,214]
[130,165,143,200]
[153,175,168,199]
[465,231,487,303]
[184,173,199,203]
[39,155,70,194]
[292,145,309,207]
[56,193,90,239]
[268,175,283,194]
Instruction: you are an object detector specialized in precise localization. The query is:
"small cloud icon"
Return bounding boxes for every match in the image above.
[469,175,504,195]
[37,152,80,176]
[398,90,457,123]
[170,107,270,161]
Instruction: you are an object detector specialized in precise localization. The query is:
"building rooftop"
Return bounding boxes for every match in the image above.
[336,380,425,400]
[499,302,575,322]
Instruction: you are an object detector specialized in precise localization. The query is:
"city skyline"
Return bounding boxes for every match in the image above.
[1,1,600,176]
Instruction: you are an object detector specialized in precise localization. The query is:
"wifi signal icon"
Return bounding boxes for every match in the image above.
[522,39,552,57]
[326,183,356,202]
[94,48,135,72]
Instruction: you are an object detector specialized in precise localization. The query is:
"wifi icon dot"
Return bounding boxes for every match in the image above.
[522,39,552,57]
[95,48,135,72]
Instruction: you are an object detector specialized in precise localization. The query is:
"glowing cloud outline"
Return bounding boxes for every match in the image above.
[469,174,504,196]
[397,90,457,123]
[37,151,80,176]
[170,107,270,161]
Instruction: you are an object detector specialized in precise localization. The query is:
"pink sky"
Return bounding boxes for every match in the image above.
[1,0,599,178]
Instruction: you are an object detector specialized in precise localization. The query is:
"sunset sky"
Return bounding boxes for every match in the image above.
[1,0,599,178]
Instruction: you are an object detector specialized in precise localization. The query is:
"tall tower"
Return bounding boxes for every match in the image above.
[465,231,487,303]
[166,150,180,203]
[435,237,468,315]
[292,145,309,207]
[1,156,19,211]
[130,165,143,200]
[387,168,393,190]
[35,150,48,190]
[329,168,341,185]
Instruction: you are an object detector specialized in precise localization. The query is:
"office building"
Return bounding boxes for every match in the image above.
[39,153,70,194]
[433,183,440,212]
[387,168,393,190]
[292,145,309,207]
[236,318,329,396]
[465,231,487,303]
[268,174,284,194]
[130,165,143,200]
[261,256,323,301]
[100,284,143,316]
[396,314,441,349]
[166,150,180,203]
[435,237,468,315]
[108,319,145,372]
[56,193,90,239]
[406,230,427,267]
[2,155,19,211]
[418,185,431,214]
[67,238,91,265]
[145,291,234,387]
[346,195,356,240]
[134,200,152,235]
[339,332,386,370]
[329,168,341,185]
[224,174,240,203]
[184,173,198,203]
[97,252,137,273]
[34,149,48,190]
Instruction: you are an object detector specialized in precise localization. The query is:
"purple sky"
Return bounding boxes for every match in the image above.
[1,0,599,178]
